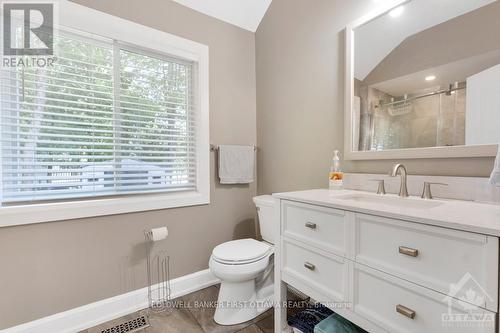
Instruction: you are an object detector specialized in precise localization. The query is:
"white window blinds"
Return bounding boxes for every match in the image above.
[0,31,197,204]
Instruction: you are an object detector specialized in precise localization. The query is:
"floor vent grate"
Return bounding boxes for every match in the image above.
[99,315,150,333]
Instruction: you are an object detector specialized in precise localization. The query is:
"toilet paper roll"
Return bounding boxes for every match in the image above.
[148,227,168,242]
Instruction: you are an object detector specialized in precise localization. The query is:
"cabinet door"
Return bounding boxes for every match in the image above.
[282,239,349,303]
[354,213,498,312]
[282,200,347,257]
[353,263,496,333]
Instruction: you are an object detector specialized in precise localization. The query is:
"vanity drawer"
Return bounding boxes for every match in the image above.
[353,264,496,333]
[282,200,347,257]
[355,213,499,311]
[282,239,348,303]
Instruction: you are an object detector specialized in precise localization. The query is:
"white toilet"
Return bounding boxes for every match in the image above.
[209,195,276,325]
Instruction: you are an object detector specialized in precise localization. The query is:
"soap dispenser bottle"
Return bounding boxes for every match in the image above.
[329,150,344,190]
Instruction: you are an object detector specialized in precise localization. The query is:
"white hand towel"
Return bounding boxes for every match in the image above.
[490,144,500,185]
[218,145,255,184]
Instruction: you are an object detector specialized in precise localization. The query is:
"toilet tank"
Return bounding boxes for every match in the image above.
[253,195,277,244]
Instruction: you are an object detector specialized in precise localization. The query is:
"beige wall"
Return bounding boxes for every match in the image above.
[256,0,495,195]
[0,0,257,329]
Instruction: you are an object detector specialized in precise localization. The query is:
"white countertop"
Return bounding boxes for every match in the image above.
[273,189,500,237]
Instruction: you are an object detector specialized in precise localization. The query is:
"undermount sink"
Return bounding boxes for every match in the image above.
[335,193,443,209]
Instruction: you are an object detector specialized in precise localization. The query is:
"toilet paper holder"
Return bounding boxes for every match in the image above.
[145,230,171,313]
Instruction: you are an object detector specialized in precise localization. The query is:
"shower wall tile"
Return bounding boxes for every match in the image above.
[357,84,467,150]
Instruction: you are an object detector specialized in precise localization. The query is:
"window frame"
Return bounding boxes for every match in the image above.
[0,0,210,227]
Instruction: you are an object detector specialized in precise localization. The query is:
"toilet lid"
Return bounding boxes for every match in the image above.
[212,239,272,263]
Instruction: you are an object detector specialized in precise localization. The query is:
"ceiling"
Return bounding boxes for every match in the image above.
[371,49,500,96]
[354,0,496,81]
[172,0,272,32]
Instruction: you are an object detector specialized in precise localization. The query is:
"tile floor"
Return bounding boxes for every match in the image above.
[83,284,308,333]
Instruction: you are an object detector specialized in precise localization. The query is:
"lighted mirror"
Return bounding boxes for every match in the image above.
[346,0,499,159]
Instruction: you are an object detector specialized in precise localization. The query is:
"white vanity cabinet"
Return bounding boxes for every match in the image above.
[274,196,500,333]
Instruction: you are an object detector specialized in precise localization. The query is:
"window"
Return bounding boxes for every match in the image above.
[1,32,197,203]
[0,1,209,225]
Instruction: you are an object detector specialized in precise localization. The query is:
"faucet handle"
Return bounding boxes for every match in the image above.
[421,182,448,200]
[369,179,386,195]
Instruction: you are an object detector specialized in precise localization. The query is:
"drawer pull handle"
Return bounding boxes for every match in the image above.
[304,262,316,271]
[305,222,317,229]
[399,246,419,257]
[396,304,416,319]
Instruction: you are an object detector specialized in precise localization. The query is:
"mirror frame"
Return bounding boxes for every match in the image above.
[343,0,498,160]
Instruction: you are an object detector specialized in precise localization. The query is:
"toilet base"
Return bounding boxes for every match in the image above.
[214,281,274,325]
[214,260,274,326]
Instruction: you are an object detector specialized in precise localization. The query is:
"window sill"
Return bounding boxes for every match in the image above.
[0,190,210,227]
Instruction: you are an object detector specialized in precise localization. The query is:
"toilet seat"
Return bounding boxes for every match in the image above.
[212,239,273,265]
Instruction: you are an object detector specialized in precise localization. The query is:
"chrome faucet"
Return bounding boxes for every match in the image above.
[390,164,409,197]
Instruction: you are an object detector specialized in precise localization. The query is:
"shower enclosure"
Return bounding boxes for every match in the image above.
[358,83,466,151]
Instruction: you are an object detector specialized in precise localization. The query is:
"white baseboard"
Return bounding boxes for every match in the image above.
[3,269,219,333]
